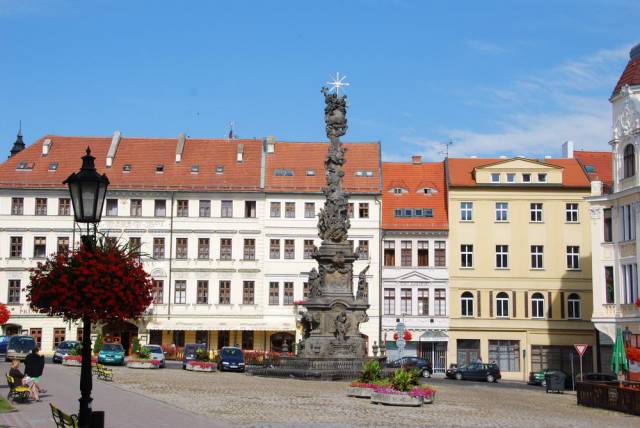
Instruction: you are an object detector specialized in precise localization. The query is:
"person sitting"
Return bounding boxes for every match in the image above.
[24,347,46,394]
[9,360,39,401]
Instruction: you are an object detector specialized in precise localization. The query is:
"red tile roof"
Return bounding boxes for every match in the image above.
[0,135,263,191]
[382,161,448,230]
[265,141,380,194]
[574,150,613,190]
[612,44,640,97]
[447,157,591,188]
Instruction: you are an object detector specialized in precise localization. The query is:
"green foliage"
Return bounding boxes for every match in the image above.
[71,345,82,356]
[137,346,151,360]
[195,348,210,362]
[93,334,103,355]
[359,359,382,383]
[391,368,420,392]
[131,336,141,356]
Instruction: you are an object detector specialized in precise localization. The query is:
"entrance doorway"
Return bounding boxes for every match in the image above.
[457,339,481,366]
[419,342,448,374]
[102,320,139,355]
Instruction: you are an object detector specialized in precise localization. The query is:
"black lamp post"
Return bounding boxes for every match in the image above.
[64,147,109,428]
[623,326,632,347]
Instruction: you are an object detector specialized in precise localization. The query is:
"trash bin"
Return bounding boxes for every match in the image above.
[545,371,566,394]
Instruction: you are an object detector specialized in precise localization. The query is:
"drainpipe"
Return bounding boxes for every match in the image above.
[376,195,383,350]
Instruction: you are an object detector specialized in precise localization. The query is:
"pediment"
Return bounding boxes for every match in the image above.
[477,158,561,171]
[395,271,437,283]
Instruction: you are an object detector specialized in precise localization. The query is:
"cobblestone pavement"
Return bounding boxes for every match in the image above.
[110,366,639,428]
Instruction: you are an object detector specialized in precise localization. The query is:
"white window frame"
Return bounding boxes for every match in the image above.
[530,203,543,222]
[531,293,544,319]
[496,245,508,269]
[461,244,473,268]
[491,173,500,183]
[460,202,473,221]
[565,203,579,223]
[506,173,516,183]
[496,292,509,318]
[495,202,508,222]
[567,293,581,319]
[566,246,580,270]
[461,292,474,317]
[531,245,544,269]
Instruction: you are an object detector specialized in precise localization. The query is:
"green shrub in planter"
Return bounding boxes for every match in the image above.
[391,368,420,392]
[359,360,382,383]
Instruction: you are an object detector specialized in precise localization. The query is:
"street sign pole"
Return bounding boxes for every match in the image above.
[574,344,589,382]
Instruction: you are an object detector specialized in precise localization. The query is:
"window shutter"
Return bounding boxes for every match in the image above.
[524,291,528,318]
[477,290,481,317]
[512,291,517,318]
[560,292,565,319]
[489,290,493,317]
[547,291,553,318]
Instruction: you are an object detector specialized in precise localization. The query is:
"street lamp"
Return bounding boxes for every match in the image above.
[623,326,632,347]
[64,147,109,428]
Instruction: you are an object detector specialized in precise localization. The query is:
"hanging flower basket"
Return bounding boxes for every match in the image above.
[393,331,412,341]
[0,303,10,325]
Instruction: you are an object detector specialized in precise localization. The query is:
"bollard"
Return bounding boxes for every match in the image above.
[90,410,105,428]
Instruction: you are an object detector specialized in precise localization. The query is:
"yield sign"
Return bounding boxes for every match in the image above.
[574,344,589,357]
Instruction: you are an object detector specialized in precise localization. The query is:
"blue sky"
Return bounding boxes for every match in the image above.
[1,0,638,161]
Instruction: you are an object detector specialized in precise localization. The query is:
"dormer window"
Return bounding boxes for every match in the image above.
[390,187,406,195]
[491,173,500,183]
[356,170,374,177]
[274,169,294,176]
[216,165,224,174]
[123,164,132,172]
[624,144,635,178]
[48,162,58,171]
[15,162,34,171]
[191,165,200,173]
[156,165,164,173]
[507,173,515,183]
[538,173,547,182]
[305,169,316,176]
[522,173,531,182]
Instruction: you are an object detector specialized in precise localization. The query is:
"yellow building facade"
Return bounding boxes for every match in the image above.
[447,158,597,381]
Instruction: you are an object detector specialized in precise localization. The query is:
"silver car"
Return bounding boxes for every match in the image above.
[144,345,166,368]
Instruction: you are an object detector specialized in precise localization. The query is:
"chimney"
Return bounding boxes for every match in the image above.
[237,143,244,162]
[411,155,422,165]
[175,133,186,163]
[106,130,122,167]
[42,138,53,156]
[265,135,275,154]
[562,140,574,158]
[591,180,603,196]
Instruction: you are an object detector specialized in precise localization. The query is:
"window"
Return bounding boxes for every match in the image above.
[531,292,544,318]
[106,199,118,216]
[199,200,211,217]
[33,237,46,258]
[604,208,612,242]
[128,237,141,255]
[243,281,255,304]
[418,289,429,315]
[401,241,412,266]
[153,238,165,259]
[269,282,280,305]
[154,200,166,217]
[176,238,188,259]
[270,239,280,259]
[35,198,47,215]
[621,204,636,241]
[284,239,295,259]
[173,331,185,347]
[304,202,315,218]
[152,280,164,304]
[567,293,581,319]
[358,240,369,259]
[11,197,23,215]
[381,241,396,268]
[177,200,189,217]
[243,239,255,260]
[417,241,429,266]
[347,203,354,218]
[491,173,500,183]
[270,202,281,218]
[495,202,508,222]
[400,289,412,315]
[531,245,544,269]
[219,281,231,304]
[460,202,473,221]
[624,144,635,178]
[57,237,69,255]
[130,199,142,217]
[566,203,578,222]
[434,288,446,315]
[8,279,20,304]
[304,240,315,259]
[221,200,233,218]
[244,201,256,218]
[77,328,83,342]
[566,246,580,270]
[305,169,316,176]
[283,282,294,305]
[538,173,547,182]
[605,266,614,304]
[274,169,293,176]
[191,164,199,173]
[303,282,310,298]
[10,237,22,257]
[216,165,224,174]
[54,328,66,349]
[197,280,209,304]
[58,198,71,216]
[461,244,473,268]
[530,203,543,222]
[155,164,164,173]
[122,164,132,172]
[489,340,520,372]
[285,202,295,218]
[242,331,254,350]
[198,238,210,259]
[435,241,446,267]
[522,173,531,182]
[496,245,508,269]
[359,203,369,218]
[220,238,232,260]
[506,173,516,183]
[174,280,186,304]
[384,288,395,315]
[496,292,509,317]
[461,291,474,317]
[622,263,638,304]
[30,329,42,348]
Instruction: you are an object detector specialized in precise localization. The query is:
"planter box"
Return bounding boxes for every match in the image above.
[62,357,97,367]
[127,361,159,369]
[371,392,423,407]
[185,362,217,372]
[347,387,374,398]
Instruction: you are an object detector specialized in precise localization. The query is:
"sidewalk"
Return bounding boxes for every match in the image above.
[0,362,220,428]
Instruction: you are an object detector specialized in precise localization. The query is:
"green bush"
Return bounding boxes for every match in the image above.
[195,348,209,362]
[131,336,141,356]
[359,359,382,383]
[391,368,420,392]
[93,334,103,355]
[71,345,82,356]
[137,346,151,360]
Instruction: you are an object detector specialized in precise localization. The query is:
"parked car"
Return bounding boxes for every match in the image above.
[385,357,433,378]
[0,335,10,358]
[182,343,208,369]
[52,340,81,363]
[144,344,166,368]
[583,372,617,382]
[446,362,501,382]
[6,335,36,362]
[219,346,245,372]
[528,369,574,389]
[97,343,125,365]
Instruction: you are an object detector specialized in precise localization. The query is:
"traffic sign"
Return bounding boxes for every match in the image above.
[396,338,406,349]
[574,344,588,357]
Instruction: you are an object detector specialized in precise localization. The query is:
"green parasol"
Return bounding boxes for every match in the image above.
[610,327,629,375]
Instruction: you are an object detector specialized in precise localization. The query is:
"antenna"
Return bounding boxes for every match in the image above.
[18,120,22,136]
[228,121,235,139]
[438,140,453,158]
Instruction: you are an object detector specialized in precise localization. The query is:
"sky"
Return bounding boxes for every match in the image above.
[0,0,639,162]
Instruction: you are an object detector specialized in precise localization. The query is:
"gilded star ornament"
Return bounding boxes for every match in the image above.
[326,72,350,96]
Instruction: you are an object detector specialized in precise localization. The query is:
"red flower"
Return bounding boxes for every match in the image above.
[0,303,10,325]
[392,331,412,341]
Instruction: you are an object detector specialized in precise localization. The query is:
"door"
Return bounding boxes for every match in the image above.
[457,339,481,367]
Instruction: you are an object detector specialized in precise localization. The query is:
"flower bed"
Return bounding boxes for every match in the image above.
[127,359,161,369]
[370,386,436,407]
[62,355,97,367]
[185,360,217,372]
[347,382,379,398]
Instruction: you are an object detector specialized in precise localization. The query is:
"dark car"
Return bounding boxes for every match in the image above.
[182,343,208,369]
[219,347,245,372]
[446,362,501,382]
[583,372,617,382]
[386,357,433,378]
[0,335,10,358]
[528,368,573,389]
[6,335,36,361]
[52,340,81,363]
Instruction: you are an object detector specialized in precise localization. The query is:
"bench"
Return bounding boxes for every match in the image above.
[5,373,31,403]
[95,363,113,381]
[50,403,79,428]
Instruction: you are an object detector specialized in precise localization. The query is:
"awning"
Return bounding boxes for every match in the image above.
[419,330,449,342]
[145,318,296,332]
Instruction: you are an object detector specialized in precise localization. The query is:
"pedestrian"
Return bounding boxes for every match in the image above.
[24,346,47,395]
[9,359,39,401]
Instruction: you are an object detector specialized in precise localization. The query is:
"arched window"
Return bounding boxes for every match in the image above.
[624,144,635,178]
[531,292,544,318]
[496,292,509,318]
[461,291,474,317]
[567,293,581,319]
